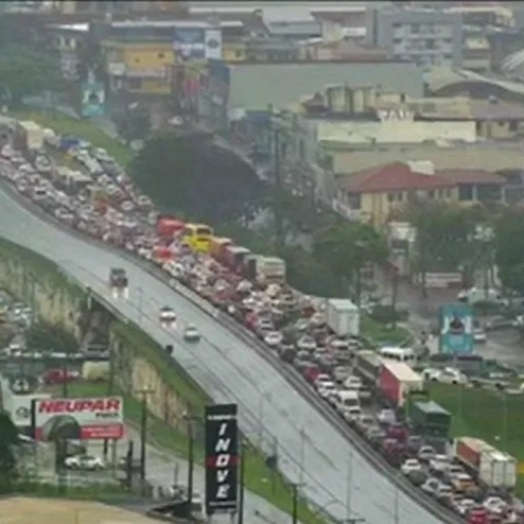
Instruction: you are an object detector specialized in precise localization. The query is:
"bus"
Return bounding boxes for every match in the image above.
[182,223,214,252]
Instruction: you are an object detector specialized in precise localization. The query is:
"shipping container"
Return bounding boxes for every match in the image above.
[378,362,423,407]
[326,299,360,337]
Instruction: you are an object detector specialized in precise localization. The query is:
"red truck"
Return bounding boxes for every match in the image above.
[378,361,423,407]
[43,368,79,385]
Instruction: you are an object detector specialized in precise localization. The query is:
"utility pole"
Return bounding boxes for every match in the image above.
[183,412,199,518]
[393,484,399,524]
[290,482,306,524]
[237,438,245,524]
[346,450,353,522]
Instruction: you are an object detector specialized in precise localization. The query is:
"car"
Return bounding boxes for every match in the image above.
[264,331,283,348]
[109,267,128,297]
[344,406,362,424]
[421,477,440,496]
[343,375,362,389]
[400,458,422,476]
[429,454,451,475]
[424,367,467,385]
[317,381,336,399]
[160,306,177,323]
[296,335,316,351]
[183,324,200,342]
[64,454,105,470]
[377,409,396,425]
[418,445,436,462]
[473,328,487,343]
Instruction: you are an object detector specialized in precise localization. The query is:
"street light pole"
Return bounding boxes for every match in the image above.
[346,449,353,522]
[290,482,305,524]
[237,437,245,524]
[183,412,199,517]
[136,389,153,482]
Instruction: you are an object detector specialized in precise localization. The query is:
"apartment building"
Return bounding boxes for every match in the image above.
[369,7,463,69]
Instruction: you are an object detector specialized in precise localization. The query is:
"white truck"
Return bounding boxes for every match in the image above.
[455,437,517,489]
[326,299,360,337]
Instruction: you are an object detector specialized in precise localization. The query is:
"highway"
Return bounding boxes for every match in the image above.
[0,184,450,524]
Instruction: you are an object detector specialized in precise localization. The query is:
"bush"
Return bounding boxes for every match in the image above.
[368,305,409,324]
[26,321,78,352]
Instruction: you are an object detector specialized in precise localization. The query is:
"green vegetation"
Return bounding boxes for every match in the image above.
[361,315,412,346]
[59,382,325,524]
[26,321,78,353]
[7,109,132,168]
[429,383,524,492]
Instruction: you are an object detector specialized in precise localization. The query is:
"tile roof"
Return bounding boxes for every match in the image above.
[342,162,455,194]
[437,169,506,185]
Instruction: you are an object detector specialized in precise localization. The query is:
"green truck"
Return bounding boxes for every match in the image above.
[410,400,452,441]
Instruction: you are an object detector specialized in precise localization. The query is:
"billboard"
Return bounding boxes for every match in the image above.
[205,403,239,514]
[81,81,106,117]
[32,396,124,441]
[173,26,222,61]
[3,393,50,428]
[439,303,474,354]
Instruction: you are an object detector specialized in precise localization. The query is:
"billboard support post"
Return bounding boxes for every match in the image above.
[237,439,245,524]
[139,394,147,481]
[183,413,198,518]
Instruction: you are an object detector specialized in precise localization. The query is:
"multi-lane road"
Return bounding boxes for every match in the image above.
[0,185,450,524]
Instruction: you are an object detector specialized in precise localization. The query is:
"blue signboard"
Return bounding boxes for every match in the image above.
[439,303,474,354]
[173,27,206,60]
[81,81,105,117]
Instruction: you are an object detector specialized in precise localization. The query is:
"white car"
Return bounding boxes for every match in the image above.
[183,324,200,342]
[454,498,476,517]
[314,374,332,389]
[400,459,422,476]
[296,335,316,351]
[264,331,283,347]
[417,445,436,462]
[160,306,177,324]
[377,409,396,425]
[64,455,105,470]
[473,328,487,343]
[317,381,336,399]
[344,375,362,389]
[424,367,467,385]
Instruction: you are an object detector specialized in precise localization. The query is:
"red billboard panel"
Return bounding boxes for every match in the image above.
[32,396,124,441]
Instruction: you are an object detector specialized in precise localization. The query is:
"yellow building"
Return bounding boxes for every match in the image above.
[222,41,247,63]
[104,41,175,95]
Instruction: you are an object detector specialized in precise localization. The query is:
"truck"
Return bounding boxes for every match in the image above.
[253,256,286,284]
[409,400,451,441]
[378,361,423,408]
[326,299,360,337]
[16,121,44,151]
[354,350,382,387]
[455,437,517,489]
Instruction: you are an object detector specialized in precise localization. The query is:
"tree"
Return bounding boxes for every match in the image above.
[0,412,19,492]
[405,200,487,287]
[313,222,388,301]
[0,44,63,107]
[26,321,78,353]
[495,209,524,294]
[116,105,151,143]
[129,131,265,224]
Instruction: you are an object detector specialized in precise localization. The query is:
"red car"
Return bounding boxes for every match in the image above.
[43,368,79,385]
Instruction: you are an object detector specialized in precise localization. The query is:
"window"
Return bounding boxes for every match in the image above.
[428,190,435,199]
[458,185,473,201]
[158,52,165,58]
[510,121,518,132]
[388,192,395,203]
[410,23,421,33]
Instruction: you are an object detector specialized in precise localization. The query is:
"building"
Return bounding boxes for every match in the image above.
[51,1,187,15]
[334,161,506,226]
[488,28,524,72]
[228,62,424,111]
[444,4,515,28]
[297,38,389,62]
[368,7,463,69]
[424,66,524,103]
[103,41,175,96]
[311,6,369,43]
[48,23,89,81]
[462,26,491,72]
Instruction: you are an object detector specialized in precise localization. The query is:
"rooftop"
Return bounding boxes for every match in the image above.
[341,162,504,194]
[424,66,524,97]
[414,401,450,415]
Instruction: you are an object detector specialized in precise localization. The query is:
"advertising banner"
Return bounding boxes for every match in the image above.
[205,403,239,514]
[32,396,124,441]
[439,303,474,354]
[173,26,222,61]
[81,81,106,118]
[4,393,49,428]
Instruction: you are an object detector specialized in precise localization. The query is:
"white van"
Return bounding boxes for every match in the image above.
[333,390,360,416]
[380,346,416,364]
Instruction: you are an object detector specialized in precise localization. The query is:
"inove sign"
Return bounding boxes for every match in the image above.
[32,396,124,441]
